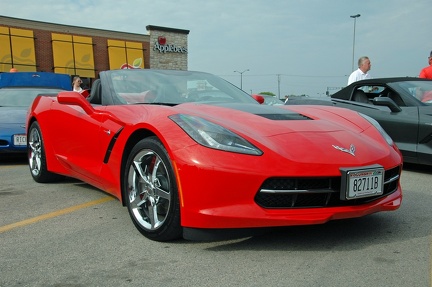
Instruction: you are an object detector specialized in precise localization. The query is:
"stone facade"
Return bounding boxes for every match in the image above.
[146,25,189,71]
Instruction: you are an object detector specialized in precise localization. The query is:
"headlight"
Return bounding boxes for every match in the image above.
[359,113,394,146]
[169,114,263,155]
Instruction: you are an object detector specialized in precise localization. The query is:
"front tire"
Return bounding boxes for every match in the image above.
[124,137,182,241]
[28,121,64,183]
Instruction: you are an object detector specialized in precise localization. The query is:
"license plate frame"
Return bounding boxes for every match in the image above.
[340,165,384,200]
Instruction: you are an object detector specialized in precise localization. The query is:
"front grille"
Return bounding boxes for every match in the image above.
[255,165,401,208]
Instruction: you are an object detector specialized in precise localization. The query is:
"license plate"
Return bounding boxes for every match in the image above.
[13,134,27,146]
[340,165,384,200]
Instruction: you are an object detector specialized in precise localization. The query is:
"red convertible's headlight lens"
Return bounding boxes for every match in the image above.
[169,114,263,155]
[359,113,394,146]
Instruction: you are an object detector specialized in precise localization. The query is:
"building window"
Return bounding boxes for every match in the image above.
[0,27,37,72]
[107,39,144,70]
[52,33,95,78]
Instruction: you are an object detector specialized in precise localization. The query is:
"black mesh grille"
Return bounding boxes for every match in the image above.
[255,166,401,208]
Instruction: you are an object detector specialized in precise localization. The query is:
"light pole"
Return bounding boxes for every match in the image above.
[234,69,249,90]
[350,14,361,72]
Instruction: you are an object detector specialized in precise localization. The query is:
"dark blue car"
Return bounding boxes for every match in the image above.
[0,72,70,154]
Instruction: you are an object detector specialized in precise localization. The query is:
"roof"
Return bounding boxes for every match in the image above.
[349,77,432,85]
[146,25,190,35]
[0,15,150,41]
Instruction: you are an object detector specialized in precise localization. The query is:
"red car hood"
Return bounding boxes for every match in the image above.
[172,103,394,165]
[174,102,366,136]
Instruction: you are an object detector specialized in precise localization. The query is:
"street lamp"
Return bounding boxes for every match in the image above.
[234,69,249,90]
[350,14,361,72]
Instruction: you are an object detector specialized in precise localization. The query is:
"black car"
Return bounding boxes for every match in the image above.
[286,77,432,165]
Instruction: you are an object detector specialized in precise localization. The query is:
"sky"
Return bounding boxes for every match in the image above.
[1,0,431,98]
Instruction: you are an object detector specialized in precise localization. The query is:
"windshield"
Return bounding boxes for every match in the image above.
[262,95,284,105]
[0,88,62,107]
[389,80,432,104]
[108,69,259,105]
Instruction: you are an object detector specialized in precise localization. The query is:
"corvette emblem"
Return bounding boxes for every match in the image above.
[332,144,356,156]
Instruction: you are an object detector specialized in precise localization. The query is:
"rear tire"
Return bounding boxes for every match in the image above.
[124,136,182,241]
[28,121,64,183]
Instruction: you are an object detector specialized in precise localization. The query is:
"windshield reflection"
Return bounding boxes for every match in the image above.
[392,81,432,104]
[109,69,257,105]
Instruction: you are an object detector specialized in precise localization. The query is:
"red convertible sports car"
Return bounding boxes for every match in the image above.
[26,69,403,241]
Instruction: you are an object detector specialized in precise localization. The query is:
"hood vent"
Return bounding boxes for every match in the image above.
[257,113,312,121]
[209,103,313,121]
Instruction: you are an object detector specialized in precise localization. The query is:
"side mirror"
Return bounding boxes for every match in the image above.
[251,94,265,104]
[57,91,124,125]
[372,97,402,113]
[57,91,95,115]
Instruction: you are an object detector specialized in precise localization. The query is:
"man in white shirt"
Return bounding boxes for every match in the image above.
[347,56,372,85]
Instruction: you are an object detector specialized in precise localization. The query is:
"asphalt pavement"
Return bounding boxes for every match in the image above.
[1,156,431,287]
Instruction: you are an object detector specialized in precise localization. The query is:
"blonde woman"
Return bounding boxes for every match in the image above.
[72,76,89,97]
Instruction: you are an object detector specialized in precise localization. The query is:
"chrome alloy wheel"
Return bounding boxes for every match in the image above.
[28,125,42,177]
[127,149,172,231]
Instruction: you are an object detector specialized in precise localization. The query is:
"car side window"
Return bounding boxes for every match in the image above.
[351,85,406,106]
[351,89,371,104]
[351,85,382,104]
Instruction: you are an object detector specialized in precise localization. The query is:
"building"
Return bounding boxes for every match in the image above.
[0,15,189,86]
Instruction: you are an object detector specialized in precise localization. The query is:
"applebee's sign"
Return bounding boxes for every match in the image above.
[153,36,187,54]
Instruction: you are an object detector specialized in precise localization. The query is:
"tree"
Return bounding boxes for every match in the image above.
[258,92,276,97]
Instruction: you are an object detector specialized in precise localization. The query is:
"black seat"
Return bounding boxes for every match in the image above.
[87,79,101,104]
[352,89,370,104]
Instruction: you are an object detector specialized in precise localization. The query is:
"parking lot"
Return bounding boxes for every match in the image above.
[1,155,431,287]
